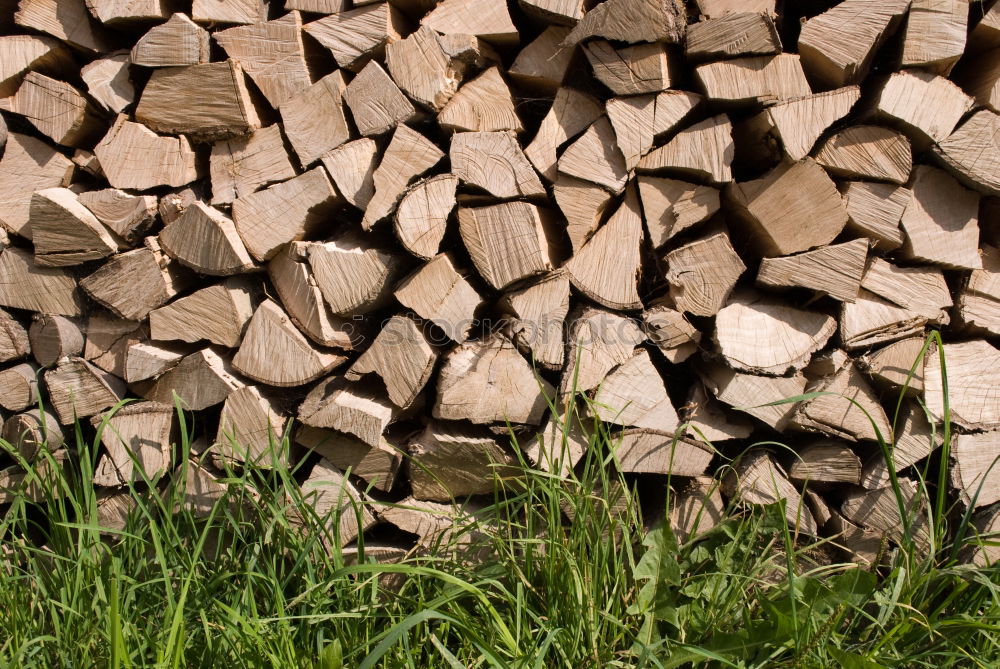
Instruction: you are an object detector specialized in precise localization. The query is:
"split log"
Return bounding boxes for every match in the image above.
[814,126,911,184]
[518,0,583,25]
[956,244,1000,335]
[45,357,125,424]
[508,26,573,93]
[899,166,982,270]
[591,349,679,432]
[787,441,861,486]
[2,408,64,460]
[80,244,188,321]
[78,189,157,243]
[303,3,404,71]
[191,0,265,24]
[134,347,243,411]
[149,279,256,348]
[613,429,712,476]
[393,254,482,343]
[562,306,645,393]
[10,72,103,147]
[434,336,553,425]
[0,310,30,365]
[94,116,199,191]
[859,337,926,395]
[524,87,604,182]
[210,126,297,205]
[299,378,398,448]
[526,412,588,477]
[124,341,184,383]
[827,512,885,565]
[860,401,939,489]
[934,110,1000,197]
[0,362,39,411]
[85,0,170,23]
[643,305,700,364]
[756,239,867,302]
[438,67,521,133]
[322,139,378,211]
[696,0,774,18]
[925,340,1000,431]
[557,117,629,194]
[394,174,457,260]
[29,188,120,267]
[363,125,444,229]
[214,386,289,468]
[83,312,146,379]
[451,130,545,199]
[842,182,910,250]
[73,149,103,177]
[686,11,779,62]
[421,0,519,46]
[307,236,401,315]
[0,34,73,98]
[503,271,570,370]
[92,402,173,486]
[700,362,807,431]
[562,0,686,47]
[670,477,724,541]
[296,425,401,492]
[130,13,210,67]
[607,91,702,170]
[638,176,719,247]
[0,133,74,238]
[408,421,519,501]
[792,352,892,443]
[723,450,817,536]
[796,0,910,88]
[842,478,929,550]
[680,382,752,443]
[875,70,974,146]
[0,247,82,317]
[965,506,1000,566]
[458,202,553,290]
[28,315,82,367]
[749,87,859,161]
[693,54,811,103]
[232,299,347,387]
[345,315,436,409]
[860,257,951,323]
[552,176,611,252]
[159,202,255,276]
[377,496,481,552]
[297,457,376,547]
[584,41,672,97]
[280,72,351,169]
[14,0,111,53]
[840,290,926,350]
[664,231,745,317]
[637,114,734,184]
[0,449,69,504]
[343,60,418,136]
[900,0,967,76]
[956,51,1000,112]
[725,158,848,256]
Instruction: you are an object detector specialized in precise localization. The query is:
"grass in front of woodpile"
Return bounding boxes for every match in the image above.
[0,340,999,667]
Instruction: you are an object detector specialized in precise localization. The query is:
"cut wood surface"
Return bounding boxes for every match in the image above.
[754,87,859,161]
[700,362,806,431]
[524,87,603,182]
[860,257,952,323]
[664,231,745,317]
[30,188,119,267]
[92,402,173,486]
[452,130,545,199]
[840,290,927,351]
[643,305,700,364]
[899,166,981,270]
[859,337,926,394]
[924,340,1000,431]
[280,72,351,169]
[638,114,734,184]
[792,351,892,443]
[10,72,103,147]
[322,139,378,211]
[787,441,862,486]
[686,12,780,61]
[607,91,701,170]
[504,270,569,370]
[408,421,517,501]
[638,176,719,247]
[299,378,398,447]
[149,279,255,348]
[584,41,672,97]
[458,201,552,290]
[80,245,187,321]
[364,125,444,229]
[900,0,966,75]
[28,314,82,367]
[45,357,125,424]
[614,429,712,476]
[694,54,811,103]
[934,109,1000,197]
[308,236,401,315]
[81,52,133,113]
[296,425,400,493]
[842,182,910,249]
[131,13,209,67]
[395,174,457,260]
[393,254,482,344]
[723,450,817,536]
[215,385,288,468]
[304,3,404,71]
[0,133,74,238]
[563,306,645,393]
[438,67,521,133]
[210,125,297,205]
[0,362,40,411]
[78,189,157,243]
[875,70,973,145]
[591,349,679,432]
[0,309,30,365]
[159,202,256,275]
[345,315,436,409]
[814,126,911,184]
[94,116,199,191]
[215,12,310,109]
[756,239,867,302]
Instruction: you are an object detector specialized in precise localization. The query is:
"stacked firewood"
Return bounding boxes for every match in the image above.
[0,0,999,564]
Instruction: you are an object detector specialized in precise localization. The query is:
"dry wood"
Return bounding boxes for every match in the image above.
[840,289,926,350]
[0,449,69,504]
[723,450,817,536]
[191,0,264,24]
[680,382,753,442]
[508,26,573,93]
[30,187,120,267]
[393,254,482,344]
[956,244,1000,335]
[827,512,885,565]
[925,340,1000,431]
[518,0,583,24]
[232,167,339,261]
[131,13,209,67]
[900,0,967,75]
[233,299,347,387]
[92,402,173,486]
[78,189,157,243]
[345,315,436,409]
[584,41,672,96]
[308,236,401,315]
[0,310,29,365]
[83,312,146,379]
[214,385,289,468]
[875,70,974,146]
[726,158,848,256]
[553,175,611,252]
[792,352,892,443]
[860,257,951,323]
[303,3,403,71]
[524,87,604,182]
[28,315,82,367]
[395,174,457,260]
[210,125,297,205]
[562,0,685,47]
[451,130,545,199]
[438,67,521,133]
[637,114,733,184]
[814,125,911,184]
[965,506,1000,566]
[297,425,400,493]
[686,12,780,61]
[696,0,774,18]
[280,71,351,169]
[643,305,700,364]
[364,125,444,229]
[504,271,570,370]
[713,291,835,376]
[45,357,124,424]
[0,133,73,238]
[859,337,926,395]
[956,49,1000,112]
[842,181,910,250]
[0,247,81,317]
[0,34,73,97]
[215,12,310,109]
[344,60,418,136]
[934,110,1000,197]
[85,0,170,23]
[149,279,256,348]
[526,412,587,477]
[135,348,243,411]
[15,0,110,53]
[124,341,184,383]
[80,244,188,321]
[2,408,64,460]
[757,239,868,302]
[299,377,398,447]
[899,166,982,270]
[665,231,745,317]
[563,306,645,393]
[842,478,929,550]
[638,176,719,248]
[860,401,939,490]
[557,117,628,194]
[700,362,807,431]
[747,87,859,161]
[592,349,679,432]
[458,201,553,290]
[159,202,255,276]
[10,72,103,147]
[787,441,861,486]
[614,429,712,476]
[422,0,519,45]
[694,54,810,103]
[297,457,376,547]
[797,0,909,88]
[0,362,39,411]
[73,149,103,177]
[94,116,198,191]
[971,2,1000,51]
[607,91,702,170]
[671,477,724,541]
[408,421,518,500]
[322,139,378,211]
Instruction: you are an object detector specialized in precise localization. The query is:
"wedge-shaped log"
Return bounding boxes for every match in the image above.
[409,421,519,501]
[509,26,573,93]
[638,176,719,248]
[210,125,296,205]
[45,357,125,425]
[518,0,583,25]
[386,26,478,111]
[94,116,198,191]
[422,0,519,46]
[81,52,134,113]
[458,202,553,291]
[86,0,171,23]
[0,133,74,238]
[345,315,436,409]
[451,131,545,199]
[92,402,173,486]
[15,0,111,53]
[875,70,973,146]
[792,352,892,443]
[191,0,264,23]
[214,386,289,469]
[81,244,188,321]
[28,314,81,367]
[899,166,981,270]
[671,477,724,541]
[344,60,417,136]
[308,237,402,316]
[131,13,209,67]
[124,341,184,384]
[859,337,926,395]
[280,72,351,169]
[643,305,701,364]
[393,254,482,344]
[83,312,146,379]
[299,378,398,448]
[525,88,604,182]
[934,110,1000,197]
[0,34,73,98]
[686,12,780,61]
[30,188,119,267]
[10,72,103,147]
[303,3,404,71]
[558,117,628,194]
[925,340,1000,431]
[0,362,40,412]
[757,239,867,302]
[956,245,1000,336]
[638,114,733,184]
[215,12,310,109]
[900,0,966,76]
[322,139,378,212]
[297,425,401,493]
[150,279,256,348]
[700,362,806,431]
[0,247,80,317]
[526,412,588,477]
[159,202,255,276]
[563,307,645,393]
[438,67,521,133]
[2,408,64,460]
[364,125,444,229]
[694,54,810,103]
[134,348,243,411]
[840,290,926,351]
[746,87,859,161]
[592,349,679,432]
[723,450,817,536]
[584,41,672,97]
[860,257,951,323]
[842,479,929,551]
[680,382,752,443]
[607,91,701,171]
[951,432,1000,509]
[562,0,686,47]
[0,310,30,365]
[395,174,457,260]
[553,176,611,252]
[503,271,569,370]
[614,429,712,475]
[297,457,376,548]
[665,231,745,317]
[860,402,940,489]
[842,182,910,250]
[78,189,157,243]
[815,126,911,184]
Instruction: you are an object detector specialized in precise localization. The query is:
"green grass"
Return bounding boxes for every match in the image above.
[0,333,999,668]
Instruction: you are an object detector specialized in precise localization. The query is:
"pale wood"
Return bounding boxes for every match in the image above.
[671,477,724,542]
[563,306,645,393]
[557,117,628,194]
[0,247,81,317]
[30,187,120,267]
[757,239,867,302]
[345,315,436,409]
[2,408,64,460]
[827,512,885,565]
[135,348,243,411]
[0,309,29,366]
[304,3,403,71]
[131,13,209,67]
[686,12,780,61]
[458,201,553,290]
[408,421,518,500]
[643,305,701,364]
[700,362,807,431]
[422,0,519,45]
[0,133,73,238]
[696,0,774,19]
[307,236,401,314]
[518,0,583,24]
[151,188,196,226]
[280,71,351,169]
[787,441,861,485]
[638,176,718,248]
[750,87,860,161]
[971,1,1000,52]
[438,67,521,133]
[299,377,398,447]
[723,450,817,536]
[524,87,604,182]
[0,362,39,411]
[966,506,1000,566]
[797,0,910,88]
[434,335,553,425]
[45,357,125,424]
[956,48,1000,112]
[508,26,573,93]
[15,0,110,53]
[72,149,102,178]
[861,257,952,323]
[860,402,939,488]
[135,61,261,140]
[364,125,444,229]
[900,0,967,75]
[957,244,1000,335]
[80,245,187,321]
[85,0,170,23]
[210,125,297,205]
[792,351,892,443]
[935,109,1000,197]
[842,478,929,550]
[176,459,236,518]
[814,125,911,184]
[451,131,545,199]
[296,457,376,548]
[124,341,184,383]
[842,181,910,250]
[925,340,1000,431]
[322,139,378,211]
[637,114,733,184]
[665,231,746,317]
[875,70,974,145]
[562,0,686,47]
[0,34,73,98]
[725,158,848,256]
[11,72,103,147]
[584,41,672,96]
[840,290,927,350]
[159,202,255,276]
[607,91,702,170]
[553,175,611,252]
[694,54,810,103]
[94,116,198,191]
[899,166,982,270]
[859,337,926,395]
[233,299,346,387]
[395,174,457,260]
[78,189,157,243]
[214,386,288,468]
[614,429,712,475]
[191,0,264,24]
[0,449,69,504]
[28,314,82,367]
[375,496,476,548]
[592,349,679,432]
[297,425,400,493]
[526,411,587,477]
[565,189,643,311]
[95,492,136,533]
[92,402,173,486]
[680,382,752,443]
[504,271,570,370]
[83,312,146,379]
[232,167,339,261]
[343,60,417,136]
[150,279,256,348]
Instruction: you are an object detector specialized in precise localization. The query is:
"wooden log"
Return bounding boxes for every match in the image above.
[508,26,573,93]
[134,348,243,411]
[563,306,645,393]
[0,247,81,317]
[744,87,859,161]
[421,0,519,46]
[0,362,39,412]
[670,477,724,542]
[395,174,457,260]
[232,167,339,261]
[875,70,974,146]
[451,130,545,199]
[45,357,125,424]
[827,512,886,565]
[925,340,1000,431]
[149,279,256,348]
[322,139,378,211]
[10,72,103,148]
[637,114,733,184]
[0,449,69,504]
[297,457,376,548]
[842,478,929,550]
[0,34,73,98]
[130,13,210,67]
[503,270,570,370]
[814,125,911,184]
[159,201,255,276]
[72,149,102,178]
[80,244,188,321]
[557,117,628,194]
[85,0,170,23]
[565,189,643,311]
[686,12,780,62]
[562,0,686,47]
[723,450,817,536]
[792,351,892,443]
[517,0,583,25]
[700,362,806,431]
[307,236,402,315]
[643,305,700,364]
[299,378,399,448]
[210,126,297,205]
[345,315,436,409]
[971,2,1000,52]
[297,425,400,493]
[860,401,940,489]
[614,429,712,475]
[2,408,64,460]
[191,0,265,24]
[214,386,289,468]
[438,67,521,133]
[553,175,611,252]
[458,201,553,290]
[840,290,927,350]
[934,110,1000,197]
[524,87,604,182]
[15,0,111,53]
[28,314,82,367]
[434,335,553,425]
[680,382,752,442]
[842,181,910,250]
[956,49,1000,112]
[899,166,982,270]
[124,341,184,383]
[343,60,418,136]
[756,239,868,302]
[303,3,404,71]
[592,349,679,432]
[0,309,30,365]
[860,257,952,323]
[797,0,909,89]
[956,244,1000,335]
[526,412,588,477]
[584,41,672,97]
[664,231,746,317]
[408,421,518,500]
[94,116,199,191]
[280,72,351,169]
[607,91,702,170]
[135,61,261,140]
[0,133,74,238]
[30,188,120,267]
[787,441,862,486]
[964,506,1000,567]
[364,125,444,229]
[694,54,810,103]
[725,158,848,256]
[637,176,718,248]
[78,189,157,243]
[233,299,347,387]
[900,0,967,76]
[83,312,146,379]
[92,402,173,486]
[859,337,926,395]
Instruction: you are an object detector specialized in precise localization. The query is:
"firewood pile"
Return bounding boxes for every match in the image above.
[0,0,999,564]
